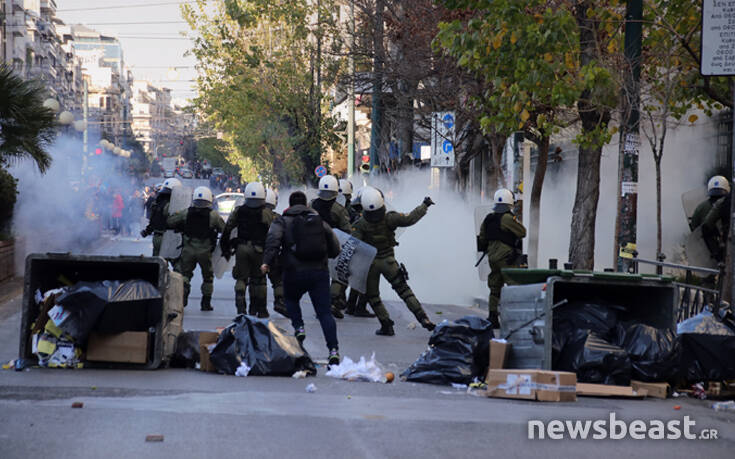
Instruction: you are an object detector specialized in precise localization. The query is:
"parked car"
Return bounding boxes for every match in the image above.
[214,193,244,220]
[178,168,194,179]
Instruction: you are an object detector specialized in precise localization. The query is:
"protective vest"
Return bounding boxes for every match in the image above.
[236,205,268,245]
[482,212,518,247]
[184,207,213,240]
[149,194,171,231]
[359,215,398,255]
[311,198,336,228]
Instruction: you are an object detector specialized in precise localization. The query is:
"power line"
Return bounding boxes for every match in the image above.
[57,1,197,12]
[74,21,189,26]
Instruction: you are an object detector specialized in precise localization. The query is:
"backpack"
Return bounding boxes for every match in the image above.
[291,212,328,261]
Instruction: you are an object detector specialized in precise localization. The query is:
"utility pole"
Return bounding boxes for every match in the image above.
[368,0,384,172]
[615,0,642,273]
[82,78,88,176]
[347,0,355,179]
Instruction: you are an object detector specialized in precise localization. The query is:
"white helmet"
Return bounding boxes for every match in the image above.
[318,175,339,200]
[192,186,213,207]
[707,175,731,197]
[494,188,514,206]
[339,179,353,196]
[265,187,278,208]
[244,182,266,208]
[162,177,182,190]
[361,186,385,211]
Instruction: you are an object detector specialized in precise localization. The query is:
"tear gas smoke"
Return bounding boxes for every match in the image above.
[10,134,141,273]
[281,170,486,307]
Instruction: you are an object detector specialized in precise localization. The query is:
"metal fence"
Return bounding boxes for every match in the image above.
[630,257,723,323]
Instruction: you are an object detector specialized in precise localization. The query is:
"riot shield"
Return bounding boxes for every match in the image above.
[213,228,237,279]
[474,205,494,281]
[685,227,717,269]
[336,194,347,207]
[328,229,377,294]
[681,188,707,221]
[159,186,192,259]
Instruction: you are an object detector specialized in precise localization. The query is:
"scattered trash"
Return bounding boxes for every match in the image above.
[90,386,97,391]
[678,312,735,383]
[346,395,351,399]
[451,383,468,390]
[692,383,707,400]
[673,405,681,410]
[14,358,26,371]
[407,322,417,330]
[2,360,14,370]
[672,391,682,398]
[556,330,632,386]
[292,370,308,379]
[145,435,164,442]
[618,324,680,382]
[402,316,493,385]
[235,363,251,377]
[305,383,317,393]
[712,401,735,412]
[435,311,443,315]
[209,315,316,376]
[71,402,83,408]
[170,331,204,368]
[325,354,385,383]
[385,372,395,383]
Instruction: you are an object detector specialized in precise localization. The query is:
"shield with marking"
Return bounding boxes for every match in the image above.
[159,186,192,259]
[685,227,717,269]
[328,229,377,294]
[474,205,494,281]
[213,227,237,279]
[681,188,707,221]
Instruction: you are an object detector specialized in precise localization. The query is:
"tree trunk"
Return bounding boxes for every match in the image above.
[569,0,610,270]
[528,134,550,269]
[655,158,662,259]
[368,0,385,168]
[396,79,415,163]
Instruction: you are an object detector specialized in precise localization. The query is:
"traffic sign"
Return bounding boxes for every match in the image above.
[431,111,455,168]
[314,165,327,177]
[701,0,735,76]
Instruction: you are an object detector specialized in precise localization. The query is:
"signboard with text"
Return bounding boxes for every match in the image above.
[430,111,456,168]
[701,0,735,76]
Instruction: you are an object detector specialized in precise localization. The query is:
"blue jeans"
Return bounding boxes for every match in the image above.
[283,269,338,351]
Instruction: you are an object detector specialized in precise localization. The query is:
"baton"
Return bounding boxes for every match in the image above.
[474,252,487,267]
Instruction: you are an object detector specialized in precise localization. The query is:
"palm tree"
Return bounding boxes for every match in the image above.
[0,64,57,172]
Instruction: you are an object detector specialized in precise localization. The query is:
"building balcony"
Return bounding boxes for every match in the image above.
[13,0,25,13]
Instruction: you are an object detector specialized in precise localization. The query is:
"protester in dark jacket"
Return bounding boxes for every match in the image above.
[261,191,341,365]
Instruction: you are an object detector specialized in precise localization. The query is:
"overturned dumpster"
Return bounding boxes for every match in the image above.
[19,253,185,369]
[499,270,678,386]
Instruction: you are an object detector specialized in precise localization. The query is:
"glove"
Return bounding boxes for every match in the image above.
[140,229,148,238]
[423,196,435,207]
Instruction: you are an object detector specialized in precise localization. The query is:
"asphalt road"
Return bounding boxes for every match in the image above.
[0,178,733,458]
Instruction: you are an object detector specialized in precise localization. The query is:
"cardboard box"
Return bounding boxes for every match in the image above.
[631,380,669,399]
[576,383,646,398]
[486,369,577,402]
[489,339,511,370]
[86,332,149,364]
[199,331,220,373]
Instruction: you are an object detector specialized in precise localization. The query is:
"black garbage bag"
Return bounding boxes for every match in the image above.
[401,316,493,385]
[169,331,203,368]
[618,324,679,382]
[556,329,632,385]
[209,315,316,376]
[553,301,622,340]
[677,311,735,382]
[54,280,121,342]
[94,279,163,333]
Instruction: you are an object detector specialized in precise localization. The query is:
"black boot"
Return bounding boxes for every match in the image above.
[375,319,395,336]
[200,296,213,311]
[235,294,246,315]
[419,315,436,331]
[487,311,500,329]
[331,305,344,319]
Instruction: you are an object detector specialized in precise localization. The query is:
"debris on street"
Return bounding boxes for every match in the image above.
[71,402,84,408]
[235,362,251,377]
[145,435,164,442]
[305,383,317,393]
[485,369,577,402]
[208,315,316,376]
[712,401,735,412]
[325,354,386,383]
[401,316,493,385]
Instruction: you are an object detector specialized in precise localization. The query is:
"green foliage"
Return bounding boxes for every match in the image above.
[182,0,344,186]
[0,167,18,235]
[436,0,620,149]
[196,137,240,175]
[0,64,57,173]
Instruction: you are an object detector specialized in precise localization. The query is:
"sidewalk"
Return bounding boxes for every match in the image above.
[0,277,23,313]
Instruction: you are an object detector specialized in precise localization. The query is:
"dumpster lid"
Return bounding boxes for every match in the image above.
[502,268,673,285]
